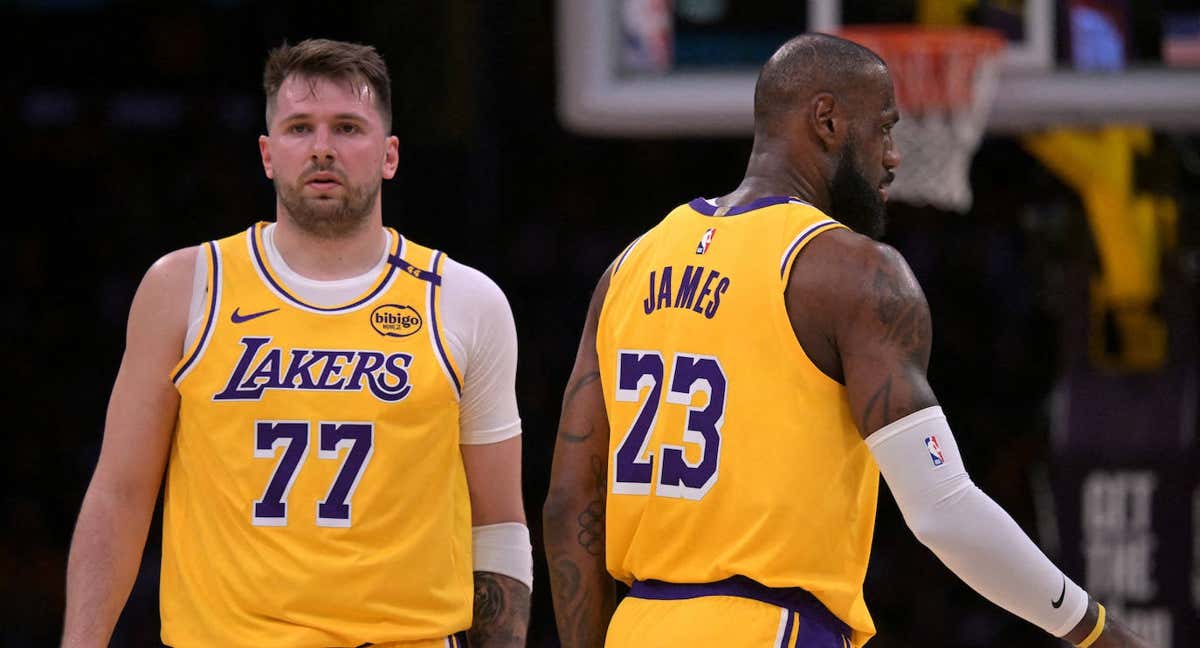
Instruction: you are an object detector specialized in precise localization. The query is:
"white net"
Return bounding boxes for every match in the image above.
[886,55,1003,212]
[838,28,1006,213]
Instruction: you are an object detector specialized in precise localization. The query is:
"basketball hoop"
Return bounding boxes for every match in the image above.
[836,27,1006,213]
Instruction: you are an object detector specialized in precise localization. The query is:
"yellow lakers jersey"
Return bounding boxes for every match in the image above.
[597,197,880,646]
[164,223,470,647]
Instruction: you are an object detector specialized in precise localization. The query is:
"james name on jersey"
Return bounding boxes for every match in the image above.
[642,265,731,318]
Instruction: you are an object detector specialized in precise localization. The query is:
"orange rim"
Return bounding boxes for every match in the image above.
[834,26,1007,113]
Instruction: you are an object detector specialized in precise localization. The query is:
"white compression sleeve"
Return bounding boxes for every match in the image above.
[866,406,1087,637]
[472,522,533,590]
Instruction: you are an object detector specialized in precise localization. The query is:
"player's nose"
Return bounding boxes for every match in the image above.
[884,142,901,172]
[310,125,335,162]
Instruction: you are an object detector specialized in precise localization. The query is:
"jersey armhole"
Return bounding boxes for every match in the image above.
[778,220,844,289]
[611,234,646,280]
[428,250,464,399]
[171,242,221,386]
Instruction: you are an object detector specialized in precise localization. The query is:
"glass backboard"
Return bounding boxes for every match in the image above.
[558,0,1200,135]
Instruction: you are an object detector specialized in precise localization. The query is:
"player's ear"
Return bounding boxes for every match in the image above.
[258,134,274,180]
[811,92,842,151]
[382,135,399,180]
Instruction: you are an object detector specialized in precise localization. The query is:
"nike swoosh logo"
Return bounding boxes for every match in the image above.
[1051,576,1066,608]
[231,307,279,324]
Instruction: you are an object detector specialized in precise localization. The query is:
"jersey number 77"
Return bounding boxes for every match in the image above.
[252,421,375,527]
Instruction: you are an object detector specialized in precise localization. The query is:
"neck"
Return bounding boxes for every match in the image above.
[272,211,387,280]
[719,138,830,213]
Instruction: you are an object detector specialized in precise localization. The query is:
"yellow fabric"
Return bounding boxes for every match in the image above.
[597,199,879,647]
[1076,604,1106,648]
[163,223,470,647]
[1023,127,1174,371]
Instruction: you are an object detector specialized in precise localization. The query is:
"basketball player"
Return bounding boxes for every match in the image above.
[544,34,1149,648]
[62,39,530,647]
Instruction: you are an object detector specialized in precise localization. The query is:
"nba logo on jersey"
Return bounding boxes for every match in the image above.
[696,228,716,254]
[924,435,945,467]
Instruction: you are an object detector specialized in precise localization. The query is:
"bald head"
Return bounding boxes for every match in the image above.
[754,33,887,127]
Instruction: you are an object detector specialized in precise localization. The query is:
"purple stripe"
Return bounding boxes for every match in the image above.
[629,576,850,639]
[250,226,399,313]
[389,253,441,285]
[780,610,795,648]
[429,251,462,395]
[779,220,837,279]
[172,241,219,383]
[687,195,796,216]
[613,235,643,275]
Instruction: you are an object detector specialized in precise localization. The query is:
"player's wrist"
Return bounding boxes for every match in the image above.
[1072,602,1105,647]
[1061,598,1102,645]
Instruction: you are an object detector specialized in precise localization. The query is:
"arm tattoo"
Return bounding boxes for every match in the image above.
[871,268,930,365]
[467,572,530,648]
[559,371,602,443]
[576,455,606,556]
[547,454,614,647]
[855,258,936,433]
[549,556,608,648]
[564,371,601,406]
[859,375,893,435]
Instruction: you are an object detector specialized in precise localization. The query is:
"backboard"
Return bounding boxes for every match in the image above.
[557,0,1200,136]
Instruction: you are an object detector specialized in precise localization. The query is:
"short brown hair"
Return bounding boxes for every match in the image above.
[263,38,393,131]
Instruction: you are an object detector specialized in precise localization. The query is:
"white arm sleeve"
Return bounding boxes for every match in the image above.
[439,258,523,444]
[867,406,1088,637]
[182,246,208,353]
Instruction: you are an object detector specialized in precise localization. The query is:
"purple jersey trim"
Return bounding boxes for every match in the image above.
[687,195,802,216]
[428,250,463,396]
[629,576,851,642]
[172,241,220,384]
[388,253,442,285]
[613,234,645,276]
[779,220,839,279]
[780,610,796,648]
[249,225,402,313]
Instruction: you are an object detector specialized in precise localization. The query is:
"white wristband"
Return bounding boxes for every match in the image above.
[867,406,1088,637]
[472,522,533,590]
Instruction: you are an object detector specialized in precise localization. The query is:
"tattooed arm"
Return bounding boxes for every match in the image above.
[834,239,938,437]
[543,270,617,648]
[789,231,1152,648]
[461,436,530,647]
[467,571,531,647]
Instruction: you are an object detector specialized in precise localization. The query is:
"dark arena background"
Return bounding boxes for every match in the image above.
[5,1,1199,646]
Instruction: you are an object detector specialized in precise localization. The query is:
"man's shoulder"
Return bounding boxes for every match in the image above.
[440,255,508,301]
[125,245,204,340]
[795,228,909,286]
[789,228,925,325]
[812,227,903,264]
[145,245,203,292]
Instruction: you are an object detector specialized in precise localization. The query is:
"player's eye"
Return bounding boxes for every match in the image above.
[289,124,310,134]
[338,123,360,134]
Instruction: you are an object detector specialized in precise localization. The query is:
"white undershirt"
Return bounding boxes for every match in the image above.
[184,224,522,444]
